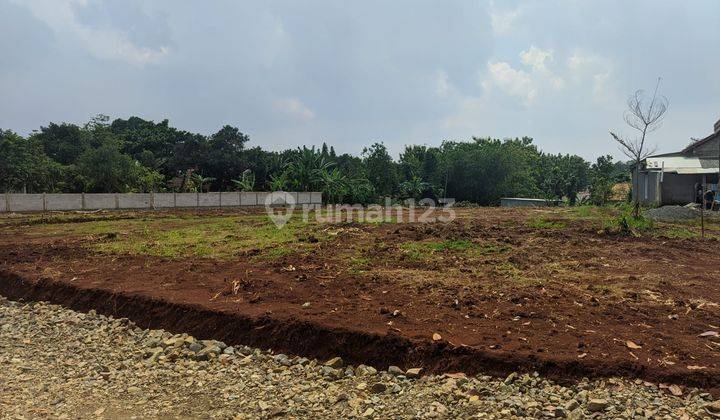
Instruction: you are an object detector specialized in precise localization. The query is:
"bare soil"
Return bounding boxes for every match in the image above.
[1,207,719,392]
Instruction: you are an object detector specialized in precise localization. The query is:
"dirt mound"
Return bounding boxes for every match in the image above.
[2,273,719,393]
[645,205,701,221]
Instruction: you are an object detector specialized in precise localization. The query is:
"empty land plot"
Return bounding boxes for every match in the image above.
[1,207,720,392]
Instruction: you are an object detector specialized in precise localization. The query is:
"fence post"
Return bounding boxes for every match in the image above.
[42,193,47,212]
[173,192,177,208]
[81,192,86,210]
[219,191,222,208]
[115,193,120,210]
[196,192,200,208]
[151,192,155,209]
[3,193,7,213]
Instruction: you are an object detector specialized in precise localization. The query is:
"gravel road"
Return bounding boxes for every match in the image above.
[1,296,718,419]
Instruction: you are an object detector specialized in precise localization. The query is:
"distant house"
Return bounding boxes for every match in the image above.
[634,118,720,205]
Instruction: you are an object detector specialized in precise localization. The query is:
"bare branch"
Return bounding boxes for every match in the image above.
[610,131,638,161]
[622,80,669,136]
[641,145,658,160]
[609,78,668,216]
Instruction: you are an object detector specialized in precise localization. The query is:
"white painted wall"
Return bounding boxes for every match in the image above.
[0,192,322,212]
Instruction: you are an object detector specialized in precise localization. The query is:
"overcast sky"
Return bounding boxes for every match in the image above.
[1,0,718,160]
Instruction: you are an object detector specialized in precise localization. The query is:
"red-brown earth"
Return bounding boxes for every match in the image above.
[1,207,719,393]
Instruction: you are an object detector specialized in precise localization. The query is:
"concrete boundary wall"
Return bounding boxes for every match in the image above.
[153,193,175,208]
[45,194,83,211]
[198,192,220,207]
[220,192,240,207]
[240,192,257,206]
[118,193,152,209]
[175,193,197,208]
[1,192,322,213]
[7,194,44,212]
[83,194,116,210]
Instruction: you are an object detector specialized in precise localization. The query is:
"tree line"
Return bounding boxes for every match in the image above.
[0,115,630,205]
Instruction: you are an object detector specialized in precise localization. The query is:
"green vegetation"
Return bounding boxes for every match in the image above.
[399,239,509,262]
[587,155,629,205]
[1,115,632,206]
[566,205,619,221]
[528,218,566,229]
[658,227,698,239]
[601,203,654,235]
[23,215,323,260]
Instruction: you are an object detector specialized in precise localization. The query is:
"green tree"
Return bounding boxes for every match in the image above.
[362,142,398,197]
[321,168,349,203]
[76,142,160,193]
[231,169,256,191]
[192,173,216,193]
[204,125,249,189]
[400,175,431,200]
[588,155,617,205]
[268,170,290,191]
[442,137,541,204]
[0,130,58,192]
[286,146,333,191]
[32,122,88,165]
[537,154,589,204]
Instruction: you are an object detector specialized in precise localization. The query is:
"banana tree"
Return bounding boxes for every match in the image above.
[268,170,290,191]
[192,173,215,192]
[400,175,431,199]
[321,168,349,203]
[231,169,255,191]
[286,146,334,191]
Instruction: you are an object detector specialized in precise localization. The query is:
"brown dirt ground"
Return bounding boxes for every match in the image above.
[1,207,720,392]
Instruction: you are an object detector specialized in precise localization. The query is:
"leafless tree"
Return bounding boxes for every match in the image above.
[610,77,669,217]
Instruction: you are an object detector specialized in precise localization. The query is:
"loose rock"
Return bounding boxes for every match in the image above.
[0,296,713,419]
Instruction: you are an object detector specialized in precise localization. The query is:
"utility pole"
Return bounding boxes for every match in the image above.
[702,174,706,239]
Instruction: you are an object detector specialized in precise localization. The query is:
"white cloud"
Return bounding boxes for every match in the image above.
[482,61,536,104]
[11,0,169,66]
[478,45,617,106]
[520,45,553,73]
[481,46,561,105]
[489,2,521,36]
[273,97,315,121]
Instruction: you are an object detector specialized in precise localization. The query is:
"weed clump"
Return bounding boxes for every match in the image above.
[604,213,653,236]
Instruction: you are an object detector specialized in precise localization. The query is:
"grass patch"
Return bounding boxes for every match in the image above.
[22,214,327,260]
[95,217,303,259]
[347,255,371,274]
[527,218,566,229]
[400,243,434,262]
[565,205,619,221]
[656,226,698,239]
[602,213,653,235]
[399,239,509,262]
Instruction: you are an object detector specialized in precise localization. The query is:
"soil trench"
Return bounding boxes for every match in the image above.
[1,271,717,393]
